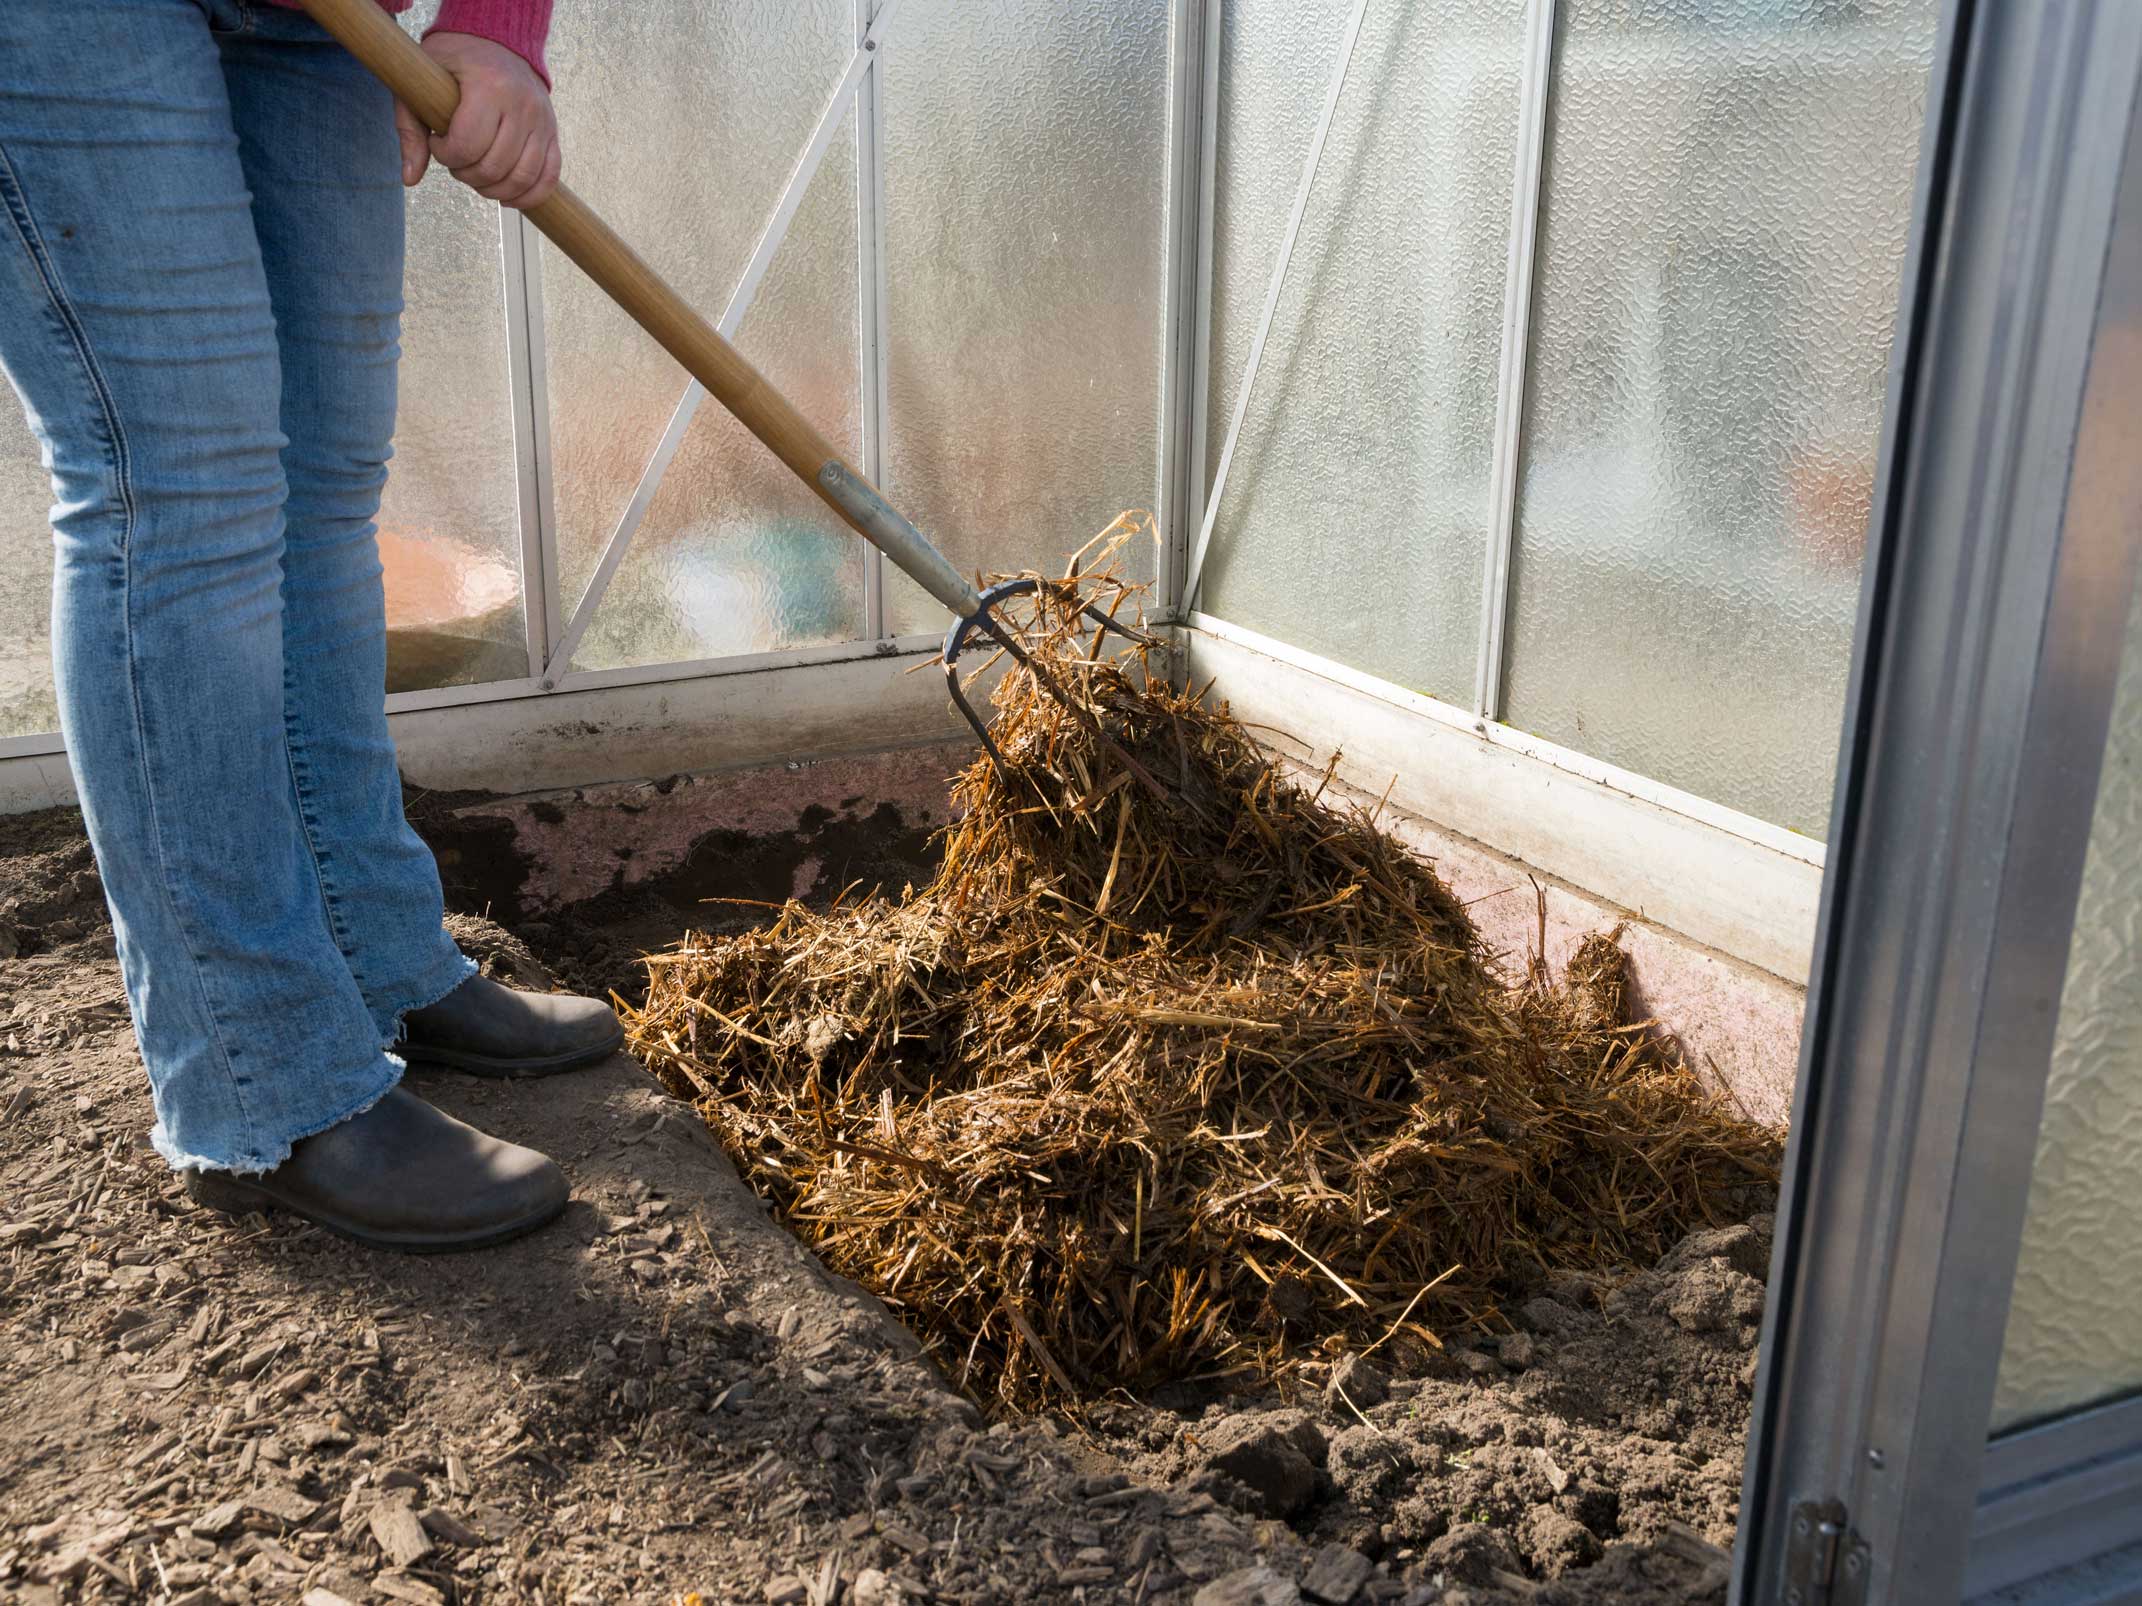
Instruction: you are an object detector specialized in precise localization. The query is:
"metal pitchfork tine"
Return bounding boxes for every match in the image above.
[942,576,1163,777]
[298,0,1166,791]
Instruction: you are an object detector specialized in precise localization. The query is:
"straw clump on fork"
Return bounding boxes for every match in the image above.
[625,516,1783,1409]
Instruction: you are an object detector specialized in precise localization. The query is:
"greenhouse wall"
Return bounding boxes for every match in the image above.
[0,0,1938,998]
[1177,0,1939,1015]
[1192,0,1937,842]
[0,0,1174,756]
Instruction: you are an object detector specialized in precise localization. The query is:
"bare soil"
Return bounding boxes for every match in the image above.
[2,795,1761,1604]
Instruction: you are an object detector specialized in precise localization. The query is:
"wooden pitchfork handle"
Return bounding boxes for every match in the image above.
[296,0,984,623]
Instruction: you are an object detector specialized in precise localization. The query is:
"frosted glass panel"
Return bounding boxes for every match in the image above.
[881,2,1169,637]
[1199,0,1520,705]
[380,179,527,693]
[543,0,865,669]
[0,400,56,740]
[568,111,865,670]
[1992,574,2142,1433]
[1503,0,1937,835]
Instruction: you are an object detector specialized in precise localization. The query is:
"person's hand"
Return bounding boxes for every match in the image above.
[394,33,561,211]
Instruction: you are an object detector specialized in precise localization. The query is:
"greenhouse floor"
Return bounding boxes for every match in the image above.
[0,753,1779,1605]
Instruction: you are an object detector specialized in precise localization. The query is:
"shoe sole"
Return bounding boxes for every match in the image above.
[184,1169,569,1254]
[396,1026,625,1080]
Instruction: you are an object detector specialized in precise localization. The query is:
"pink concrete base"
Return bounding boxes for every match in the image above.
[1323,779,1806,1128]
[451,742,968,913]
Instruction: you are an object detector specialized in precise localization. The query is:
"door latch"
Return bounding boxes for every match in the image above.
[1783,1499,1870,1606]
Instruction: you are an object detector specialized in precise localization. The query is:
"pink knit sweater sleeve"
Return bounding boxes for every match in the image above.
[269,0,554,83]
[424,0,555,87]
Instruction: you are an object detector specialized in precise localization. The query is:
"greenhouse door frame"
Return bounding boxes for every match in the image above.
[1736,3,2142,1602]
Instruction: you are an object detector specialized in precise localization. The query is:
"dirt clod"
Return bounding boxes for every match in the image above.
[1521,1506,1604,1577]
[1653,1260,1766,1337]
[1326,1355,1388,1414]
[1656,1225,1769,1281]
[1189,1412,1330,1519]
[1425,1524,1525,1586]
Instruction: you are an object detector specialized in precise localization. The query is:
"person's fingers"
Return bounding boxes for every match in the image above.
[429,91,506,178]
[392,99,430,187]
[520,135,563,211]
[415,34,559,206]
[479,125,549,206]
[453,107,534,192]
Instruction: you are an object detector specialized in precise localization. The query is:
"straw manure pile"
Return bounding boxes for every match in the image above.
[626,522,1782,1408]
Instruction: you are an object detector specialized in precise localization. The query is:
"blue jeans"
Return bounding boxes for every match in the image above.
[0,0,475,1172]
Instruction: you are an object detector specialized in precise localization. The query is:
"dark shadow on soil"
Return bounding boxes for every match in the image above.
[402,782,943,1009]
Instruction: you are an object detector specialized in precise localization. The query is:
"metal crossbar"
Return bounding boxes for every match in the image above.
[1472,0,1558,720]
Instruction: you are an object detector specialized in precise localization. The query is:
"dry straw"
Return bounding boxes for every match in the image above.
[626,516,1782,1409]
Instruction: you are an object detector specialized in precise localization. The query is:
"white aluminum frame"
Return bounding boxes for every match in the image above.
[1157,0,1219,619]
[1191,608,1821,867]
[0,728,63,762]
[855,0,894,643]
[1184,608,1825,985]
[1971,1396,2142,1599]
[1174,0,1224,626]
[499,209,556,678]
[1474,0,1557,721]
[383,635,986,802]
[378,632,948,712]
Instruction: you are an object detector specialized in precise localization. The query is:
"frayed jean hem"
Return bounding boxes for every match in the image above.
[373,946,478,1052]
[151,1056,403,1177]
